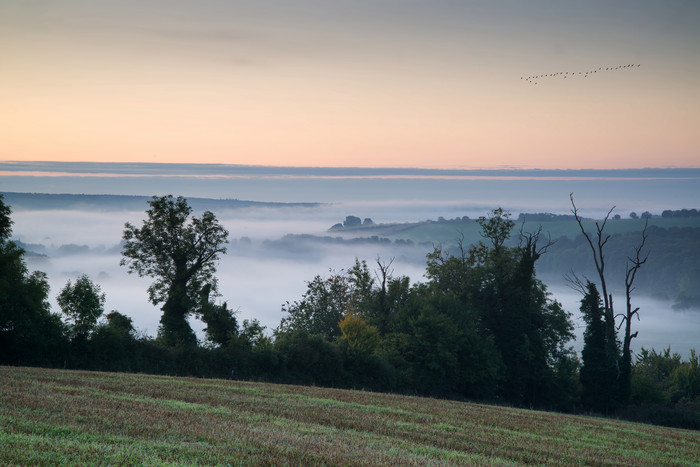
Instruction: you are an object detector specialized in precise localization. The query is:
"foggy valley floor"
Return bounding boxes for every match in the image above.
[8,188,700,358]
[3,165,699,358]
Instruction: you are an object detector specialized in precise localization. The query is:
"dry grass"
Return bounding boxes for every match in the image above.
[1,366,698,465]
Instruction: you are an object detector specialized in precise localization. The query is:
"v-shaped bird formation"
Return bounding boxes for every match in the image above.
[521,64,642,85]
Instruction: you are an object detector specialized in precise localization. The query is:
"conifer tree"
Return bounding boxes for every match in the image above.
[580,281,619,413]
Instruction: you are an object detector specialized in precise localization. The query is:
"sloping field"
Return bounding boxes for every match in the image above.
[1,366,698,466]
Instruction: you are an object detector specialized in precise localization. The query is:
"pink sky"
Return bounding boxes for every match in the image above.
[1,1,698,170]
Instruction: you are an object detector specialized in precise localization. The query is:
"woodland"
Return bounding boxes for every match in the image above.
[1,193,698,429]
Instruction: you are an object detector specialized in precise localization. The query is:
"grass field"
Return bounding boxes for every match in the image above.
[2,367,699,465]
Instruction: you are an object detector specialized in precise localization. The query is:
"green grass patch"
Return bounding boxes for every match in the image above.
[2,366,699,465]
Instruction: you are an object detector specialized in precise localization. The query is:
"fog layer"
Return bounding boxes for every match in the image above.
[8,168,700,356]
[15,202,698,358]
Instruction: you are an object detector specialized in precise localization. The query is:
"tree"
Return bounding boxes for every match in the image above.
[103,311,136,337]
[365,258,410,335]
[570,194,648,404]
[570,196,620,392]
[339,313,381,357]
[478,207,513,252]
[57,274,106,340]
[121,195,229,347]
[343,216,362,227]
[278,259,410,342]
[619,219,649,402]
[199,291,239,347]
[0,195,65,365]
[278,270,352,341]
[0,197,12,242]
[424,208,574,406]
[387,282,503,399]
[579,281,618,413]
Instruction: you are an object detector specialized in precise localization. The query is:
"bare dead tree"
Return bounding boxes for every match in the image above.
[570,193,616,323]
[375,257,395,299]
[518,223,555,259]
[570,193,621,408]
[617,217,649,400]
[570,193,649,404]
[374,257,395,333]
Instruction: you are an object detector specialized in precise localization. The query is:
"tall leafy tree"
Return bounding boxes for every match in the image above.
[121,195,229,347]
[57,274,106,340]
[425,208,575,406]
[278,270,352,341]
[279,259,410,341]
[0,195,65,365]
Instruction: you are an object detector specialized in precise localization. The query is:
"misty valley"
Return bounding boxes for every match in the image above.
[3,1,700,461]
[2,189,700,429]
[9,192,700,327]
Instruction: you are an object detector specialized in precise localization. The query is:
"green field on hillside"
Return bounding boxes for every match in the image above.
[2,366,698,465]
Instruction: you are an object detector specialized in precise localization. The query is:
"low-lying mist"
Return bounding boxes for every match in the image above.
[18,204,431,338]
[14,198,700,357]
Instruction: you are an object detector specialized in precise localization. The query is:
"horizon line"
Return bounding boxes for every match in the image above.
[2,160,699,175]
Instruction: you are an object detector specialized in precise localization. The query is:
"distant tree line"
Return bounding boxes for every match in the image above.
[517,213,577,222]
[662,208,700,218]
[329,215,376,231]
[1,194,698,429]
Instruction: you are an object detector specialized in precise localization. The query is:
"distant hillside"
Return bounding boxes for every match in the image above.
[0,192,320,211]
[326,212,700,245]
[320,213,700,307]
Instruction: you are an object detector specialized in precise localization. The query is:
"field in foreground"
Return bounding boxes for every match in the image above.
[1,367,698,466]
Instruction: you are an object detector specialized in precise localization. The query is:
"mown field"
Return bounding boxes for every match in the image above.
[2,367,699,465]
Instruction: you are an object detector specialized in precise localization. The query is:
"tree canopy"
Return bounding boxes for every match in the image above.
[0,195,65,365]
[57,274,106,340]
[121,195,229,346]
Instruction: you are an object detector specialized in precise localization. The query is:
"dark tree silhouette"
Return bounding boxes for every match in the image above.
[57,274,106,340]
[121,195,229,347]
[618,219,649,402]
[343,216,362,227]
[0,195,64,365]
[580,282,618,413]
[570,194,648,405]
[425,209,574,406]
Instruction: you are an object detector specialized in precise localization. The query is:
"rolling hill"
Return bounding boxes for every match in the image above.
[1,366,698,465]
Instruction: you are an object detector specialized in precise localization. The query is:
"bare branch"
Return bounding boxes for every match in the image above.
[571,193,614,318]
[630,307,640,320]
[615,314,627,330]
[564,270,588,296]
[374,257,395,285]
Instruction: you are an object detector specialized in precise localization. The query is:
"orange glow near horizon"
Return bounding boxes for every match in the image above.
[1,2,698,170]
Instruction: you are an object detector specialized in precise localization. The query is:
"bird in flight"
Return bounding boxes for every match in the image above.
[521,63,642,85]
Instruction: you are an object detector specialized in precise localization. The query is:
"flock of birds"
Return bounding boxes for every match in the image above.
[521,63,642,85]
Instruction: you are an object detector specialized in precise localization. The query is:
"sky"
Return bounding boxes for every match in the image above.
[1,0,699,170]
